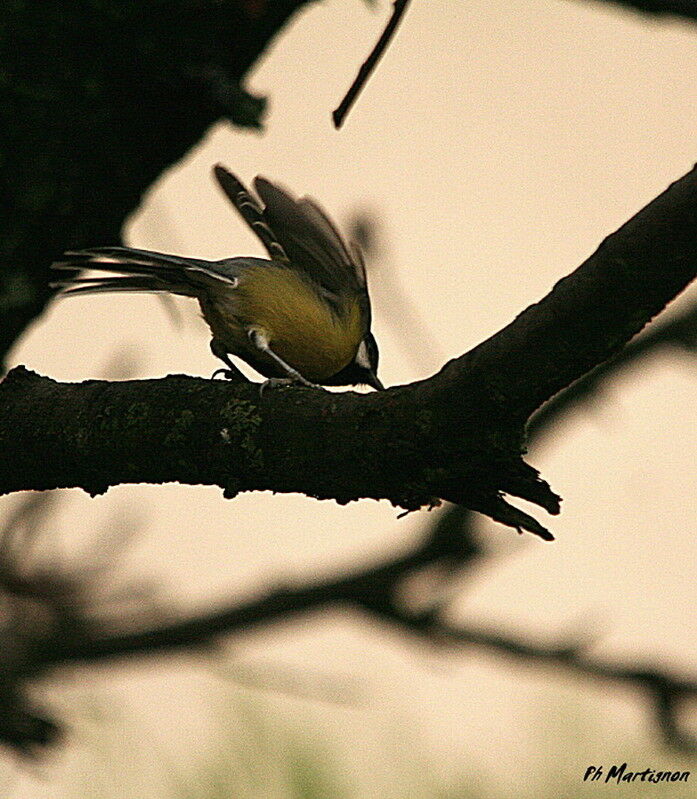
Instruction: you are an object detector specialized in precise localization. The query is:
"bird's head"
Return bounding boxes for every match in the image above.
[326,332,384,390]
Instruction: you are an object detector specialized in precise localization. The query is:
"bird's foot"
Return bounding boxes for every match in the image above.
[211,367,246,381]
[259,376,323,396]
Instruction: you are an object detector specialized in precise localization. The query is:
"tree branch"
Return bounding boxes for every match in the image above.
[332,0,412,128]
[5,501,693,754]
[0,363,560,538]
[585,0,697,23]
[449,165,697,421]
[529,299,697,436]
[2,166,696,535]
[426,296,697,550]
[414,619,697,753]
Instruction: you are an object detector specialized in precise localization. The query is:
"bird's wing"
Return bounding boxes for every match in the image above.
[213,165,289,264]
[214,165,371,328]
[252,176,368,298]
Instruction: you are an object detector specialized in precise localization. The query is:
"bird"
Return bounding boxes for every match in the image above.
[51,165,384,391]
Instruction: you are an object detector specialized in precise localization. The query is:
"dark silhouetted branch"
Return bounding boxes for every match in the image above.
[529,299,697,436]
[332,0,412,128]
[452,167,697,422]
[3,501,692,754]
[424,296,697,561]
[587,0,697,23]
[2,165,697,537]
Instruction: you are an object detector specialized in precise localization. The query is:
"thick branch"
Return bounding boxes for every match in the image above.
[428,298,697,545]
[444,165,697,420]
[1,166,696,535]
[0,365,560,538]
[529,299,697,436]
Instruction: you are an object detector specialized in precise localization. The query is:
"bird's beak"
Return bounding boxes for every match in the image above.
[366,371,385,391]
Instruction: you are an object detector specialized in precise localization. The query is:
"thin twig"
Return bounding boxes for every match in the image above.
[332,0,412,128]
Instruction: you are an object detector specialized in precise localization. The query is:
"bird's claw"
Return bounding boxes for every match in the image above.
[211,367,245,381]
[259,376,323,396]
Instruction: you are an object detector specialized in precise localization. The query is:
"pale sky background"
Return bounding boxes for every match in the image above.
[3,0,697,796]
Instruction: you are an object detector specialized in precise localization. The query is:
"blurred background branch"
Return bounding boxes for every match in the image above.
[1,456,695,754]
[590,0,697,23]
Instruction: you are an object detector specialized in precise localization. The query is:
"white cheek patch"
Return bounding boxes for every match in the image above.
[355,340,371,369]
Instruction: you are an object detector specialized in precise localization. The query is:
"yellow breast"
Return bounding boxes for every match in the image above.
[202,266,364,381]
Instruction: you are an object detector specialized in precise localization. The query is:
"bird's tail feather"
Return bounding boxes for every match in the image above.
[49,275,179,296]
[51,247,237,298]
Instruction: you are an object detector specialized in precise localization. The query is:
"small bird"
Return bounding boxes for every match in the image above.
[51,165,384,391]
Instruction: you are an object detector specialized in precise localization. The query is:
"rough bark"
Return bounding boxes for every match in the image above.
[2,165,695,538]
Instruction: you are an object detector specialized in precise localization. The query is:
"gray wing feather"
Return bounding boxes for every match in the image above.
[213,165,289,263]
[214,165,368,297]
[253,176,368,297]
